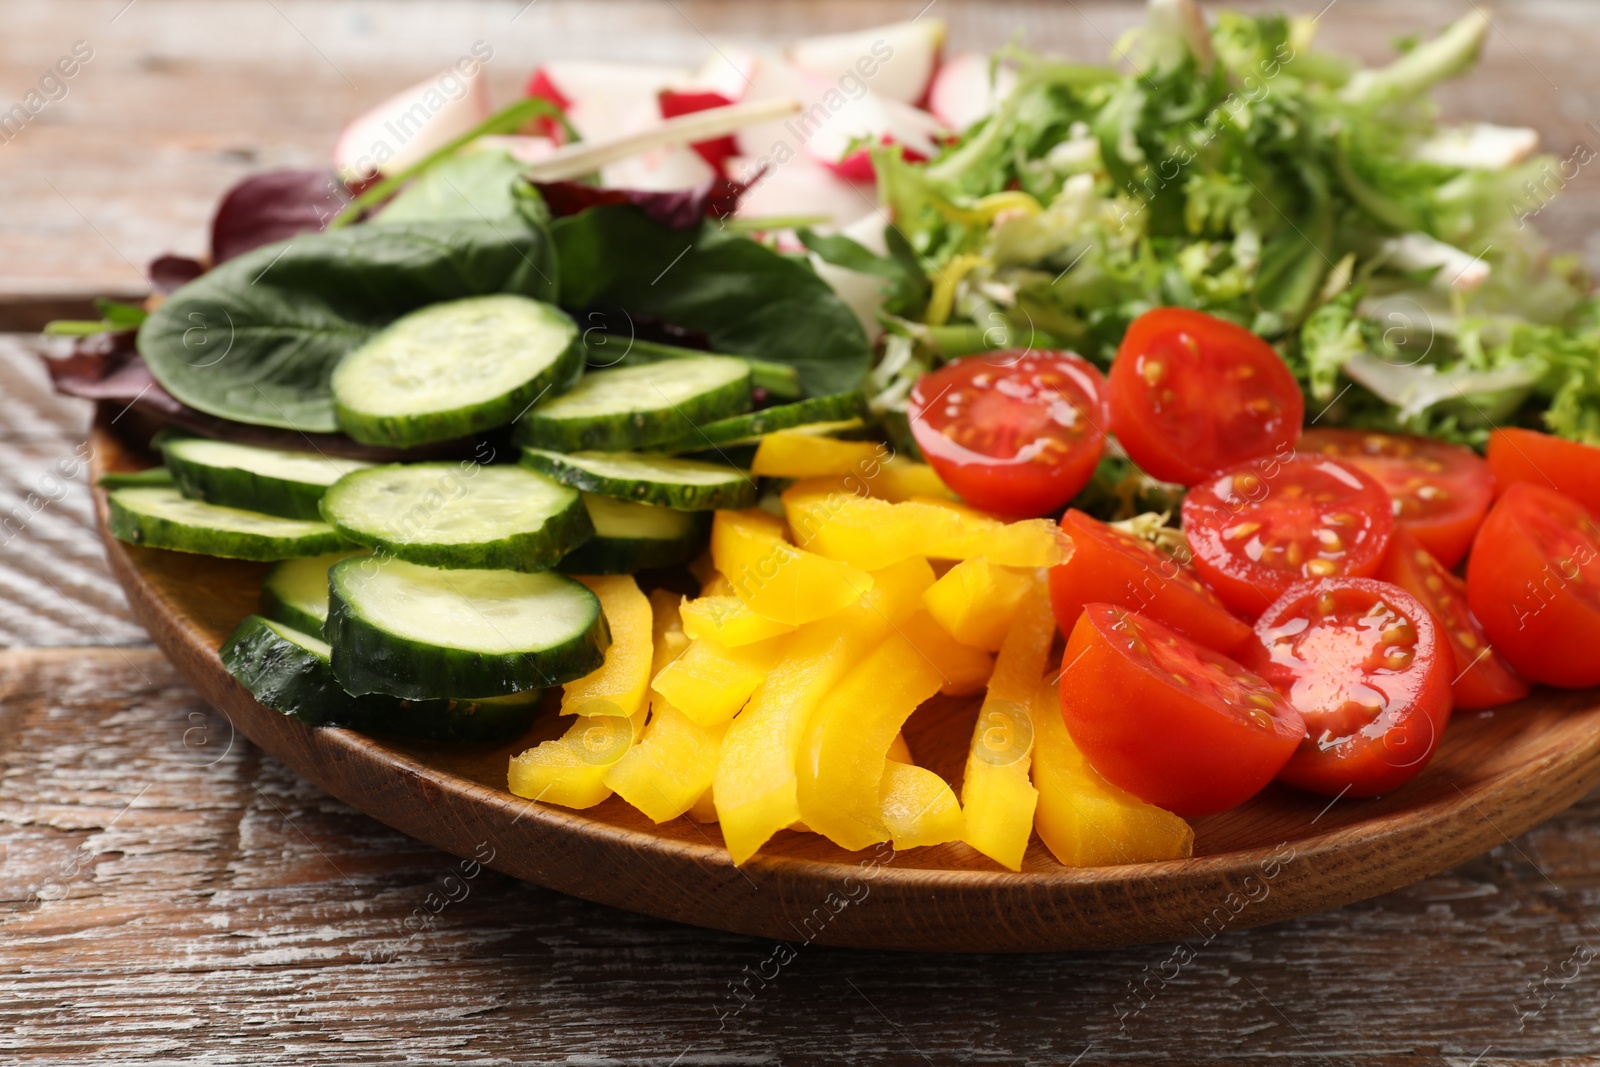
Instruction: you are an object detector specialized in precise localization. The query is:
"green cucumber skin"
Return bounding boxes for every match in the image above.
[325,562,610,700]
[220,616,541,742]
[260,584,329,637]
[335,333,585,449]
[658,392,869,452]
[107,491,349,561]
[513,372,752,453]
[161,446,328,521]
[519,448,758,511]
[320,467,595,572]
[97,468,176,490]
[557,516,708,575]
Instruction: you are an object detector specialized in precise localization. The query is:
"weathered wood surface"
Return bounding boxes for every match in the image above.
[6,0,1600,1059]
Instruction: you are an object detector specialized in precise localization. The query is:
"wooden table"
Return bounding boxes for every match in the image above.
[5,1,1600,1061]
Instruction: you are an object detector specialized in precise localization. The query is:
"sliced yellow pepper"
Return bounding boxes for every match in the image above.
[507,709,645,809]
[686,787,718,824]
[650,633,789,728]
[713,556,936,865]
[712,508,872,625]
[881,762,966,849]
[960,581,1055,871]
[887,732,914,763]
[604,700,730,823]
[795,611,962,851]
[679,594,797,647]
[923,557,1039,652]
[784,485,1069,571]
[938,640,995,698]
[1030,678,1194,866]
[749,433,953,501]
[562,575,653,717]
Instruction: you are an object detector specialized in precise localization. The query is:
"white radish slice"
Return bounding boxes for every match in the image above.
[528,60,690,142]
[928,52,1018,131]
[602,144,717,191]
[788,20,946,106]
[334,67,491,182]
[730,152,877,229]
[801,91,944,179]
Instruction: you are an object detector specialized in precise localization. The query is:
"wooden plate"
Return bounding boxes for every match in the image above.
[90,418,1600,952]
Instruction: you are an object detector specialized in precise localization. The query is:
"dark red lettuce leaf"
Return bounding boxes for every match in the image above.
[147,254,206,293]
[533,170,756,230]
[210,168,353,265]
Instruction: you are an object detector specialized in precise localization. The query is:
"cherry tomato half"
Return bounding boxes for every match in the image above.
[1108,307,1304,486]
[908,351,1107,519]
[1181,454,1395,619]
[1049,509,1251,653]
[1240,578,1452,797]
[1299,428,1494,568]
[1487,427,1600,517]
[1377,528,1530,710]
[1059,603,1305,818]
[1467,482,1600,688]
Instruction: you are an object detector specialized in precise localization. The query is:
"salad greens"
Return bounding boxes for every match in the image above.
[840,6,1600,446]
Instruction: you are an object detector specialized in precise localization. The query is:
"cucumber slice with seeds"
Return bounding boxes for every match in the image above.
[221,615,541,742]
[261,550,367,634]
[514,356,751,452]
[320,463,591,572]
[327,556,608,699]
[332,295,582,448]
[658,392,869,451]
[158,432,373,520]
[97,467,176,490]
[558,494,706,575]
[520,447,757,511]
[107,487,348,560]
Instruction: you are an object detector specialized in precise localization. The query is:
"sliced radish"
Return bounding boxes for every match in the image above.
[659,89,740,174]
[679,48,759,104]
[802,91,944,180]
[789,20,946,107]
[601,144,717,192]
[526,60,690,144]
[808,212,893,342]
[928,52,1018,131]
[334,67,491,182]
[727,152,876,230]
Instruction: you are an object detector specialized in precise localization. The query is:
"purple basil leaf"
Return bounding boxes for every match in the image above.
[533,171,755,230]
[147,254,206,293]
[210,168,352,265]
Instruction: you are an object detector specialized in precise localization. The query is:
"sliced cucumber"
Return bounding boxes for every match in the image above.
[157,432,373,520]
[520,448,758,511]
[558,493,706,575]
[261,550,367,634]
[332,295,581,447]
[98,467,176,490]
[658,392,869,451]
[221,615,542,743]
[584,332,803,400]
[319,463,591,572]
[327,556,609,699]
[107,487,348,560]
[514,356,752,452]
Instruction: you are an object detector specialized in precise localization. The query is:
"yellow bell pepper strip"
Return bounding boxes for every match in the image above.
[749,433,954,501]
[686,788,719,823]
[604,700,730,823]
[700,572,733,597]
[923,557,1039,652]
[679,594,797,647]
[507,708,646,809]
[938,640,995,698]
[784,484,1070,571]
[711,508,872,626]
[960,581,1055,870]
[924,252,989,326]
[1030,678,1193,866]
[795,611,962,851]
[880,762,967,849]
[887,732,914,763]
[713,556,937,865]
[561,575,653,717]
[650,633,789,728]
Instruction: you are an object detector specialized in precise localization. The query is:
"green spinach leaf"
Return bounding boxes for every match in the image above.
[551,206,872,397]
[139,209,556,432]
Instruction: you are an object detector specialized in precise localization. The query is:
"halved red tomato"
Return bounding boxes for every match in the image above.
[1181,454,1395,618]
[1467,482,1600,688]
[908,351,1107,518]
[1240,578,1452,797]
[1299,428,1494,568]
[1049,509,1251,653]
[1486,427,1600,517]
[1378,528,1529,709]
[1108,307,1303,486]
[1059,603,1305,818]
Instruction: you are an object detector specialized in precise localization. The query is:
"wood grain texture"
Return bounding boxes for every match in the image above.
[84,419,1600,956]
